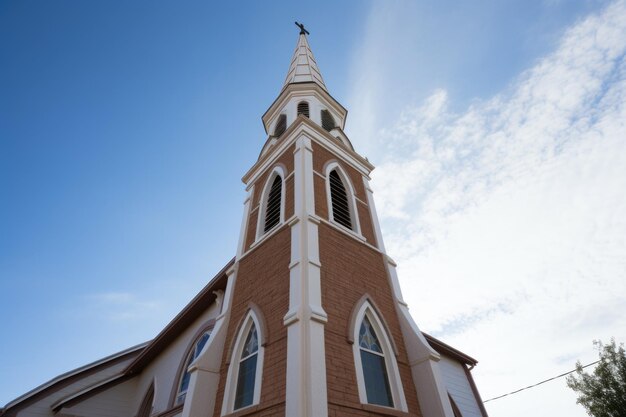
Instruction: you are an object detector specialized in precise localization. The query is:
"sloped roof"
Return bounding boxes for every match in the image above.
[282,33,327,91]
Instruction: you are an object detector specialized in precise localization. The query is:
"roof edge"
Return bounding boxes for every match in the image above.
[124,257,234,374]
[423,333,479,366]
[2,342,147,412]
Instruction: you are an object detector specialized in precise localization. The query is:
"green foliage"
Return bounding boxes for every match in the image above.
[566,339,626,417]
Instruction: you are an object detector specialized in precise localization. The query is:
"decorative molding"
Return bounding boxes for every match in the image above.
[346,294,399,356]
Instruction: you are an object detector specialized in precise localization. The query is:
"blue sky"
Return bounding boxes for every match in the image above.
[2,1,625,416]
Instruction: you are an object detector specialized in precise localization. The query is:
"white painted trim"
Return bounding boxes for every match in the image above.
[182,267,237,417]
[243,120,372,187]
[236,188,254,259]
[362,176,386,253]
[255,165,286,241]
[324,161,362,237]
[352,301,408,412]
[175,330,213,405]
[220,310,265,415]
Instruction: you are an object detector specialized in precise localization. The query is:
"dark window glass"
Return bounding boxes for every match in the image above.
[360,350,394,407]
[359,317,393,407]
[297,101,310,118]
[329,170,352,229]
[264,175,282,233]
[234,354,257,409]
[321,109,335,131]
[234,324,259,410]
[274,114,287,137]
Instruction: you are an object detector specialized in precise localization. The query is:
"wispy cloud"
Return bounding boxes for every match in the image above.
[86,291,160,321]
[352,1,626,415]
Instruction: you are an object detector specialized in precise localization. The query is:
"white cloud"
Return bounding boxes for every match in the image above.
[87,291,160,321]
[353,1,626,415]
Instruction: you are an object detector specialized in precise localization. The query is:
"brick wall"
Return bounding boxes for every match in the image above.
[319,223,422,417]
[213,227,291,416]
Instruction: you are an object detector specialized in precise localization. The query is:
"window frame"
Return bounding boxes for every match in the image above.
[171,323,214,407]
[352,301,407,411]
[255,166,286,241]
[221,310,265,414]
[324,162,361,236]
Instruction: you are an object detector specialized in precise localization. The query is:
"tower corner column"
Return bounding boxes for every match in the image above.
[284,134,328,417]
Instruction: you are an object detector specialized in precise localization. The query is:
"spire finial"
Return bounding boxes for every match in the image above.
[295,21,309,35]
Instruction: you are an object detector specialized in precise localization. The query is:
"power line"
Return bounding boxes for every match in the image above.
[483,360,600,403]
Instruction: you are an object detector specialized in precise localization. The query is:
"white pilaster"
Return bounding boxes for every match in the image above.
[284,135,328,417]
[182,264,238,417]
[387,258,454,417]
[236,188,254,259]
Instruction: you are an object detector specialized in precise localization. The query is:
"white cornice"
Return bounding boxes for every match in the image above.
[243,117,373,187]
[261,82,348,133]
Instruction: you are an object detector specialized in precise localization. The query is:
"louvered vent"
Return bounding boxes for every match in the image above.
[274,114,287,137]
[264,175,282,232]
[329,170,352,229]
[297,101,310,118]
[321,110,335,131]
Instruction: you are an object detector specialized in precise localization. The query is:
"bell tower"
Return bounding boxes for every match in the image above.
[182,25,459,417]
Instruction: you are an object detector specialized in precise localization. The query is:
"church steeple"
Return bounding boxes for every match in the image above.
[282,23,327,92]
[261,25,348,141]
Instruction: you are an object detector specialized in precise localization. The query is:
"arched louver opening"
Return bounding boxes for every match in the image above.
[264,175,282,233]
[234,323,259,410]
[274,114,287,137]
[329,169,352,230]
[359,316,394,407]
[297,101,310,118]
[321,109,335,131]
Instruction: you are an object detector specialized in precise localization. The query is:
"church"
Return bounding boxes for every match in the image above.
[1,26,488,417]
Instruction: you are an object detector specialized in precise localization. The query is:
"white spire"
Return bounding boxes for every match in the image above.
[282,33,327,91]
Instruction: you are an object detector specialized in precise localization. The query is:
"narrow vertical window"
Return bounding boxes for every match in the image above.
[321,109,335,131]
[234,324,259,410]
[329,169,352,229]
[274,114,287,137]
[176,331,211,405]
[297,101,310,118]
[264,175,282,232]
[359,316,394,407]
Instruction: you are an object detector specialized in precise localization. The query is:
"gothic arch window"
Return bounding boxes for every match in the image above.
[222,310,265,414]
[297,101,310,118]
[174,330,211,405]
[324,163,360,234]
[137,383,154,417]
[256,166,285,239]
[351,300,407,411]
[274,114,287,137]
[321,109,336,131]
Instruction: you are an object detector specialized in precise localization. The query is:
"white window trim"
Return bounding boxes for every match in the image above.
[175,330,212,405]
[221,311,265,415]
[352,302,408,412]
[255,165,286,241]
[324,162,362,236]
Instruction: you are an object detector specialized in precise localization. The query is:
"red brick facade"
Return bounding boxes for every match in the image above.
[219,134,422,416]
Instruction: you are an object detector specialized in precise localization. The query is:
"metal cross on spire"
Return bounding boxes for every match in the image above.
[295,21,310,35]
